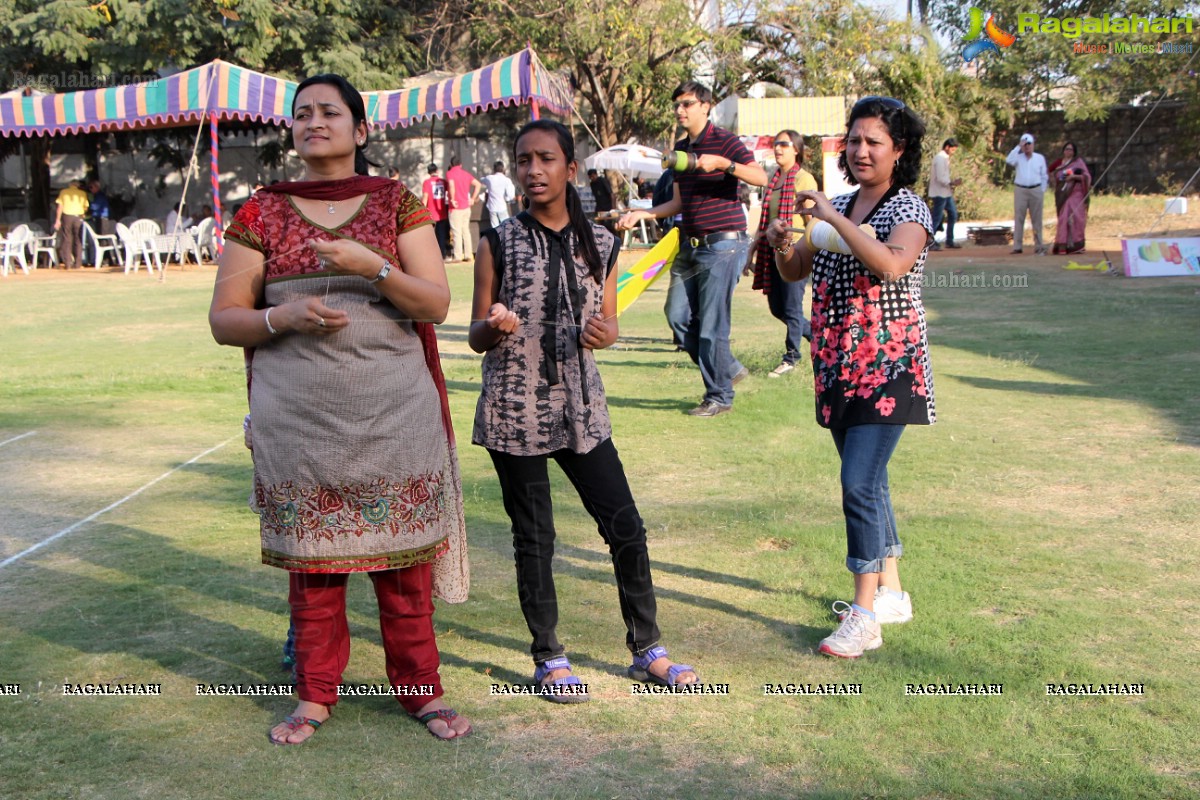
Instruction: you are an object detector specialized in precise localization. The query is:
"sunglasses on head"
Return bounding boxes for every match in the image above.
[852,96,906,113]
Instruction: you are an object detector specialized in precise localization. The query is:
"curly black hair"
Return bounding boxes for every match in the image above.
[836,98,926,189]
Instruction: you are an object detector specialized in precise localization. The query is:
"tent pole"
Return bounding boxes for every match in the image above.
[210,112,224,258]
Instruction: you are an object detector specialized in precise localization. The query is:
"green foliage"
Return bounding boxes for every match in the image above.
[751,0,920,97]
[0,0,428,91]
[463,0,712,147]
[870,31,1010,218]
[928,0,1199,123]
[748,4,1010,218]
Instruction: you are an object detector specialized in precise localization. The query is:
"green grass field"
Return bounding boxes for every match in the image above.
[0,250,1196,799]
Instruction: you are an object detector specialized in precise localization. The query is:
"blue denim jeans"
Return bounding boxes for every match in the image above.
[765,261,810,365]
[831,424,906,574]
[931,195,957,245]
[670,236,749,406]
[664,263,691,348]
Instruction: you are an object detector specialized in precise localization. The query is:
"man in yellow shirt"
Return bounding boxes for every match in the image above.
[54,180,90,269]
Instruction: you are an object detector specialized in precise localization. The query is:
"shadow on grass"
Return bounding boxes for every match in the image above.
[4,536,291,717]
[926,266,1200,444]
[1,524,494,714]
[556,542,780,594]
[945,376,1098,398]
[604,395,695,412]
[547,548,825,651]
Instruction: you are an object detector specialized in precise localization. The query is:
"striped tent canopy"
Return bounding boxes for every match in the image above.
[366,49,573,130]
[0,49,572,138]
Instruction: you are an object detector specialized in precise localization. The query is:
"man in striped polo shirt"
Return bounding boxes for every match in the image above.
[619,81,767,416]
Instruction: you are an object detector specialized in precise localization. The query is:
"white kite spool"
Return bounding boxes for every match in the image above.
[807,221,876,254]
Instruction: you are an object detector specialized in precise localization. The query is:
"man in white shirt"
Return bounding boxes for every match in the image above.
[929,137,962,250]
[1005,133,1049,254]
[481,161,516,229]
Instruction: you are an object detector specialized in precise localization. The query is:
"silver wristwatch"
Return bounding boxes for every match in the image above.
[370,260,393,284]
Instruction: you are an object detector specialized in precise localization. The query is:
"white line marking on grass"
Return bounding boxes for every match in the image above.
[0,436,236,572]
[0,431,37,448]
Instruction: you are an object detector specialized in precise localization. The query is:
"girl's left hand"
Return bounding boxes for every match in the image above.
[308,237,379,279]
[580,313,611,350]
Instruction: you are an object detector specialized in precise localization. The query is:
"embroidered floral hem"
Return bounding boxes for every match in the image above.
[263,537,449,573]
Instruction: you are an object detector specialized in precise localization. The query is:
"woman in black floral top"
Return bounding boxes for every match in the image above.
[766,97,935,659]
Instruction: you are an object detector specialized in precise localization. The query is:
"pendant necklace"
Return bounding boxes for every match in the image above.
[326,200,337,215]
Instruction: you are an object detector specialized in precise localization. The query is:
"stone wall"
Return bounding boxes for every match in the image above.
[1009,102,1197,194]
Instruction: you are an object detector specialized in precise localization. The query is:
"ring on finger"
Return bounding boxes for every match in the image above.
[317,317,326,328]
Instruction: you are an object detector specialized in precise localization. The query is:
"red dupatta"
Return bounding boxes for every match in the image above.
[255,175,395,201]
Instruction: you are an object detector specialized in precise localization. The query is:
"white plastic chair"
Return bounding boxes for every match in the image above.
[195,217,217,261]
[1,225,33,276]
[115,222,160,275]
[129,219,161,241]
[27,222,58,268]
[81,221,119,269]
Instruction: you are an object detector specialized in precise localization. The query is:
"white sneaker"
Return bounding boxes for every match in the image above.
[818,609,882,658]
[768,362,795,378]
[832,588,913,625]
[873,588,913,624]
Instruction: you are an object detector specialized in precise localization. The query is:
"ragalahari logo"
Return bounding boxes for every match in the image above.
[962,8,1017,62]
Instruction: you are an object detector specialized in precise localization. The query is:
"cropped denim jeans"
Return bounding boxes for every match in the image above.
[831,424,906,574]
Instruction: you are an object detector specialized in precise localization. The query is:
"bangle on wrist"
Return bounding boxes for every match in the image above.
[264,307,279,335]
[774,241,793,255]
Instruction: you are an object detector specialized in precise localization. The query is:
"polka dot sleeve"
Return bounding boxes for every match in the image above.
[877,190,934,238]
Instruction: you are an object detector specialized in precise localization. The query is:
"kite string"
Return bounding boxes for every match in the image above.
[1075,46,1200,238]
[1132,163,1200,240]
[226,239,613,329]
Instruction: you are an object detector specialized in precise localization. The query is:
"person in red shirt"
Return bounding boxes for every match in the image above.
[446,156,482,262]
[422,163,450,259]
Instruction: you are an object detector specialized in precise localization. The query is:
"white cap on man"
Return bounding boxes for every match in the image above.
[1019,133,1034,145]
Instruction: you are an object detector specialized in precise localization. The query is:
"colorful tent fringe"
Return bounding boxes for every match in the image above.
[0,49,572,138]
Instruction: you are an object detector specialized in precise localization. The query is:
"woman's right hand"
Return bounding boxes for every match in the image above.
[274,297,349,336]
[486,303,519,335]
[765,218,793,251]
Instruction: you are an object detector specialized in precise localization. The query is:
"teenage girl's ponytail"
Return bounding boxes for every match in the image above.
[514,119,608,282]
[566,182,605,282]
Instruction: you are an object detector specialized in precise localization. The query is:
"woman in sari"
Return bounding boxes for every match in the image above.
[1050,142,1091,254]
[209,74,471,743]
